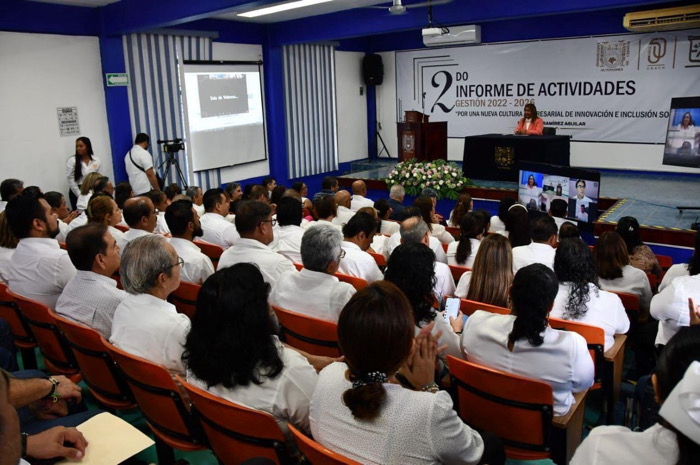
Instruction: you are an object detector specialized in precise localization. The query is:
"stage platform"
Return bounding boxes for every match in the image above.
[338,160,700,248]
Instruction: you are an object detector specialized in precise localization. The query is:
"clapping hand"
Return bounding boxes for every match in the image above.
[689,298,700,326]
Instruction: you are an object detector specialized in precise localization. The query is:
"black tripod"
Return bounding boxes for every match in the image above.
[375,124,392,159]
[158,150,188,189]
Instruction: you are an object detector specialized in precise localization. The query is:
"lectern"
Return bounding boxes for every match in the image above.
[397,111,447,162]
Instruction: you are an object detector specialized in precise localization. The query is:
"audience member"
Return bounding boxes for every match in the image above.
[414,195,454,244]
[387,184,407,221]
[651,263,700,348]
[145,190,171,235]
[270,185,286,207]
[163,183,181,201]
[447,211,486,267]
[291,181,313,210]
[262,176,277,198]
[86,194,125,244]
[512,215,558,272]
[350,180,374,211]
[312,176,339,202]
[549,198,569,230]
[0,178,24,213]
[185,186,204,217]
[420,187,444,223]
[558,221,580,240]
[333,190,354,226]
[338,212,383,284]
[448,192,473,227]
[461,264,594,416]
[165,199,214,285]
[455,234,512,307]
[110,235,189,374]
[92,176,114,197]
[117,196,156,253]
[489,197,515,233]
[374,199,400,235]
[617,216,663,279]
[271,197,305,264]
[386,206,448,263]
[56,224,126,338]
[356,206,389,258]
[308,194,341,230]
[0,211,17,284]
[114,181,133,210]
[125,133,159,195]
[659,230,700,292]
[199,188,239,248]
[225,182,243,213]
[249,185,270,204]
[75,172,103,212]
[45,191,79,243]
[505,203,530,247]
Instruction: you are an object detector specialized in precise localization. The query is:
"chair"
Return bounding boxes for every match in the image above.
[288,423,360,465]
[608,290,640,313]
[193,240,224,270]
[7,290,80,379]
[445,226,460,241]
[447,356,587,465]
[646,272,658,293]
[59,241,67,250]
[448,264,471,283]
[271,305,341,357]
[441,242,448,252]
[368,251,386,268]
[655,254,672,270]
[293,262,304,271]
[168,281,201,319]
[103,338,206,464]
[0,282,38,369]
[51,312,135,410]
[459,298,509,316]
[542,127,557,136]
[177,375,293,465]
[334,272,368,291]
[114,224,129,233]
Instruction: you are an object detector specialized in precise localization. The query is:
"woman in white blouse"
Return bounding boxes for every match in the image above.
[414,195,454,244]
[551,238,630,351]
[66,137,102,211]
[447,211,487,268]
[310,281,500,465]
[461,264,594,416]
[86,194,125,244]
[659,231,699,292]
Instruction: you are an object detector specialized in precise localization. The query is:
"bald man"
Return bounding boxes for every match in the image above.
[117,196,156,254]
[350,180,374,211]
[333,190,355,227]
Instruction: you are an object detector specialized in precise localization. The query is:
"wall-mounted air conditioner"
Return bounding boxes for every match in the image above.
[623,5,700,32]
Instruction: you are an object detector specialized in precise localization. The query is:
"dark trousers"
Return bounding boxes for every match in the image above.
[68,190,78,211]
[0,318,18,371]
[477,430,506,465]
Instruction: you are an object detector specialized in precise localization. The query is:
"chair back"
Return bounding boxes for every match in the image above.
[549,317,605,387]
[271,305,341,357]
[334,272,368,291]
[114,224,129,233]
[168,281,201,319]
[177,375,291,465]
[459,298,510,316]
[51,312,134,409]
[646,272,658,293]
[194,240,224,270]
[655,254,672,270]
[447,356,553,460]
[441,242,448,252]
[0,282,36,348]
[293,262,304,271]
[103,339,205,451]
[608,290,640,312]
[59,242,67,250]
[542,127,557,136]
[445,226,460,241]
[448,264,471,283]
[368,252,386,268]
[288,423,360,465]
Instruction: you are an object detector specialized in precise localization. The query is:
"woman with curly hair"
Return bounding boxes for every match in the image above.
[448,192,473,227]
[462,264,594,416]
[551,238,630,351]
[617,216,663,279]
[447,211,487,267]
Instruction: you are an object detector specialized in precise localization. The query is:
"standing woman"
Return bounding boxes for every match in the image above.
[66,137,102,210]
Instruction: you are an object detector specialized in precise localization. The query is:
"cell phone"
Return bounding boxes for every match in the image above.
[443,297,460,321]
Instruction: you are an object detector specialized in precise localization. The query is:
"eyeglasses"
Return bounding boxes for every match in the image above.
[152,256,184,279]
[260,218,277,227]
[337,249,346,261]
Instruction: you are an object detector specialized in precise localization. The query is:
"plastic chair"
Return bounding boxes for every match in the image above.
[271,305,341,358]
[103,338,206,464]
[193,240,224,270]
[608,290,640,313]
[441,242,448,252]
[8,290,80,379]
[448,264,471,283]
[293,262,304,271]
[176,375,293,465]
[114,224,129,233]
[51,311,135,410]
[458,298,509,316]
[655,254,672,270]
[168,281,201,319]
[368,251,386,268]
[646,272,658,293]
[0,282,37,369]
[59,242,67,250]
[445,226,460,241]
[288,423,360,465]
[334,272,368,291]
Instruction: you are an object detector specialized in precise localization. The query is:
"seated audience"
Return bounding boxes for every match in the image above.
[113,181,133,211]
[448,192,473,227]
[145,190,171,235]
[86,194,125,244]
[461,264,594,416]
[75,172,103,212]
[414,195,454,244]
[551,238,630,351]
[0,178,23,213]
[163,183,180,202]
[117,196,156,253]
[350,180,374,211]
[558,221,580,240]
[651,268,700,348]
[512,215,558,273]
[270,185,286,207]
[333,190,354,227]
[549,198,569,230]
[595,231,653,313]
[199,188,239,248]
[5,189,76,308]
[312,175,339,202]
[165,199,214,285]
[185,186,204,217]
[617,216,663,279]
[374,199,400,235]
[92,176,114,197]
[505,203,530,247]
[420,187,444,223]
[489,197,515,234]
[307,195,341,230]
[310,282,494,465]
[110,235,189,374]
[571,326,700,465]
[218,200,296,286]
[269,224,355,322]
[447,211,486,267]
[262,176,277,198]
[659,230,699,292]
[0,211,17,284]
[386,207,448,263]
[271,197,306,264]
[338,212,383,284]
[291,181,313,211]
[250,185,270,204]
[455,234,512,306]
[387,184,407,221]
[56,224,126,338]
[45,191,79,243]
[357,206,389,258]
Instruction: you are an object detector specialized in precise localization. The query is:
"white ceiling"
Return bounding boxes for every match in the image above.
[214,0,393,24]
[28,0,121,7]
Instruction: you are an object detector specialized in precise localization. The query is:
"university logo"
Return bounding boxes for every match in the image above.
[596,40,630,71]
[648,38,667,64]
[689,36,700,63]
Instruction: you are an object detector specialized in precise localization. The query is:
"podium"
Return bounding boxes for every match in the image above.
[397,111,447,162]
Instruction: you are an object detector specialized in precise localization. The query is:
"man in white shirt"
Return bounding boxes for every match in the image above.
[110,235,190,374]
[350,180,374,212]
[199,188,239,249]
[512,215,558,273]
[124,133,160,195]
[165,199,214,285]
[56,223,127,338]
[386,206,448,263]
[117,196,156,254]
[0,178,23,214]
[270,224,356,322]
[333,190,355,227]
[650,274,700,346]
[338,212,383,284]
[549,198,569,232]
[272,197,306,264]
[218,200,296,287]
[5,189,76,308]
[186,186,205,217]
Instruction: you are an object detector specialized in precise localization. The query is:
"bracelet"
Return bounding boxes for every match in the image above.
[420,382,439,393]
[45,377,61,403]
[21,432,28,458]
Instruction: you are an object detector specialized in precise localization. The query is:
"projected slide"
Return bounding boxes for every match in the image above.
[183,64,267,172]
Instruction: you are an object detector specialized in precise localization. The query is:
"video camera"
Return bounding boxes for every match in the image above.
[157,138,184,153]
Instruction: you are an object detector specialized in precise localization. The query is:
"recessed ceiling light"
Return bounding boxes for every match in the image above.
[237,0,334,19]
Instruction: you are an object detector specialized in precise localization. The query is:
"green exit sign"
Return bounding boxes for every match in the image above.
[106,73,129,87]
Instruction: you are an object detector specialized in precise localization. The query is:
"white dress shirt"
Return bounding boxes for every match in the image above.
[551,283,630,351]
[169,238,215,285]
[434,261,456,302]
[349,195,374,212]
[271,225,305,265]
[76,192,92,212]
[218,238,297,287]
[154,211,171,235]
[110,293,191,374]
[650,274,700,346]
[269,269,356,322]
[379,220,400,236]
[6,238,77,308]
[387,233,448,264]
[66,156,102,197]
[0,200,6,213]
[489,216,506,233]
[199,212,239,249]
[0,246,14,284]
[332,206,355,227]
[55,271,127,338]
[430,224,455,244]
[446,238,480,268]
[338,241,384,284]
[512,242,556,273]
[310,362,484,465]
[454,271,472,299]
[67,211,88,232]
[124,145,154,195]
[56,219,70,243]
[117,228,153,256]
[599,264,653,312]
[303,219,342,232]
[658,263,690,292]
[461,311,594,416]
[108,225,125,244]
[193,203,205,218]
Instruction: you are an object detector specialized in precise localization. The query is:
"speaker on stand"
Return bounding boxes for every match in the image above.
[363,54,391,160]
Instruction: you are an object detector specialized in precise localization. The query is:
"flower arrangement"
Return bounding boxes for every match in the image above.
[384,159,471,200]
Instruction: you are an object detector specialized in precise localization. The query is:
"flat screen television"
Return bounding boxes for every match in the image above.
[662,96,700,169]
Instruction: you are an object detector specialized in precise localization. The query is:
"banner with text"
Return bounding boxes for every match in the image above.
[396,30,700,143]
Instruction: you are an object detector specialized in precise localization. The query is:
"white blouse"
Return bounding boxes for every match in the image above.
[599,264,653,312]
[66,155,102,197]
[658,263,690,292]
[650,274,700,345]
[454,271,472,299]
[489,216,506,233]
[446,238,480,268]
[430,223,455,244]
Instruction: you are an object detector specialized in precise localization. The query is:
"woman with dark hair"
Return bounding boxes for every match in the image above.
[660,230,700,292]
[448,192,473,227]
[310,281,489,465]
[677,111,696,139]
[514,103,544,135]
[462,264,594,416]
[307,195,340,230]
[45,191,80,242]
[489,197,515,233]
[447,212,486,267]
[372,199,399,236]
[183,263,317,443]
[66,136,102,210]
[595,231,653,312]
[551,238,630,351]
[505,203,530,247]
[413,195,454,244]
[270,185,287,206]
[291,181,313,211]
[455,234,513,306]
[616,216,662,279]
[571,326,700,465]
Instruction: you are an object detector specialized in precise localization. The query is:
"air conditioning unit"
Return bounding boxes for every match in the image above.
[623,5,700,32]
[422,25,481,47]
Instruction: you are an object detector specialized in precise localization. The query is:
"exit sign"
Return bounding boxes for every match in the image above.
[106,73,129,86]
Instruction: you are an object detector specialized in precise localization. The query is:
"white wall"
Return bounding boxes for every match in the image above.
[335,51,368,163]
[0,31,113,195]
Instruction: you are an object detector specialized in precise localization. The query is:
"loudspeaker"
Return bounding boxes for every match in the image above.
[363,54,383,86]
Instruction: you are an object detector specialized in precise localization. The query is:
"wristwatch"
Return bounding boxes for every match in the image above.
[45,376,61,403]
[21,432,29,458]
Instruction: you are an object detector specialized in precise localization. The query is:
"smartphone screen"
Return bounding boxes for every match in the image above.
[443,297,460,321]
